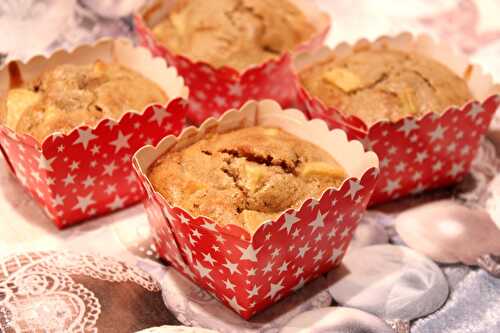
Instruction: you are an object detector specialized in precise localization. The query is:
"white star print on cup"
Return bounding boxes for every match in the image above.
[73,128,97,150]
[0,39,189,228]
[280,213,301,234]
[73,192,96,213]
[309,211,327,233]
[134,0,330,125]
[110,131,132,153]
[297,33,500,205]
[133,101,379,318]
[397,118,419,136]
[37,155,56,171]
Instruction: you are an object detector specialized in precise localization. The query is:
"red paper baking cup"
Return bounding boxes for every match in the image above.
[134,0,330,125]
[0,39,189,228]
[133,100,379,319]
[296,33,500,205]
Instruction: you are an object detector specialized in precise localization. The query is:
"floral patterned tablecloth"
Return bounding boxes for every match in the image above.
[1,1,500,332]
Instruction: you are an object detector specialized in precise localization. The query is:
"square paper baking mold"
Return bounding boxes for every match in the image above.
[133,100,379,319]
[0,39,189,228]
[296,33,500,205]
[134,0,330,125]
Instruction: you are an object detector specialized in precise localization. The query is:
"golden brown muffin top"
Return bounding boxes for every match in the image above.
[0,61,167,141]
[152,0,316,71]
[299,49,472,125]
[148,126,346,233]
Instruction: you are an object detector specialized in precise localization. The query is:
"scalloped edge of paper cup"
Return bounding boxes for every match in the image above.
[133,99,379,239]
[0,38,189,227]
[136,0,330,75]
[133,99,379,319]
[295,32,499,133]
[295,32,500,205]
[0,37,189,147]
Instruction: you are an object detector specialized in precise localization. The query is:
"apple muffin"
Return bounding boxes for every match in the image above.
[151,0,316,71]
[0,61,167,141]
[148,126,347,232]
[299,49,472,125]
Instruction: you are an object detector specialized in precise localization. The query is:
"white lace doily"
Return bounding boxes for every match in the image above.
[0,251,160,332]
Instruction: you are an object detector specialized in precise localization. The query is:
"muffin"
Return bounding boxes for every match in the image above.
[299,49,472,125]
[151,0,316,71]
[0,60,167,141]
[148,126,347,232]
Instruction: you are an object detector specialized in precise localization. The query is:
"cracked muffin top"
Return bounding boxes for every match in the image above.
[151,0,316,71]
[148,126,347,233]
[299,49,472,125]
[0,61,167,141]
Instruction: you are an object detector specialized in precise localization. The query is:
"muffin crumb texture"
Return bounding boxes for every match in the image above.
[299,49,472,125]
[152,0,316,71]
[148,127,347,233]
[0,61,167,141]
